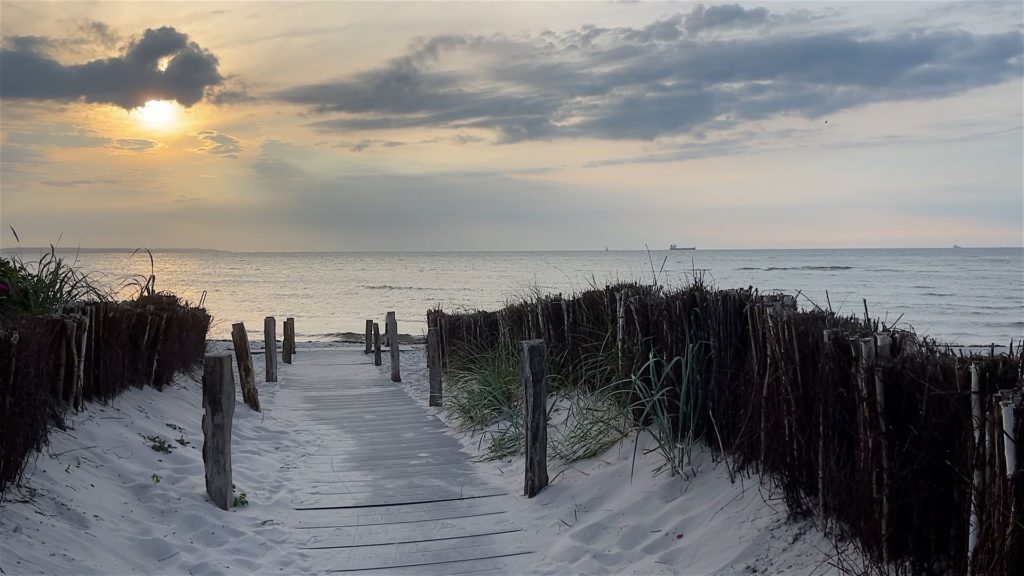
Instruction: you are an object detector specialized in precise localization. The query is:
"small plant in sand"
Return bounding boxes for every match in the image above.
[142,434,174,454]
[628,345,707,477]
[232,484,249,507]
[151,473,161,484]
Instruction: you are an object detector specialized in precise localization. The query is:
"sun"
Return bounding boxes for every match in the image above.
[134,100,180,130]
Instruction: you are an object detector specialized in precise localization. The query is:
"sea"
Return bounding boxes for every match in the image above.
[7,248,1023,348]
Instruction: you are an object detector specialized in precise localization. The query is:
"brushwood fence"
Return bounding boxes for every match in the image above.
[429,282,1023,575]
[0,295,210,498]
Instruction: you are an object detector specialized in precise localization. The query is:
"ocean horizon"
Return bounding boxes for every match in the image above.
[6,247,1019,348]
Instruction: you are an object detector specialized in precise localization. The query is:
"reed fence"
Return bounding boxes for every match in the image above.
[429,282,1022,575]
[0,294,210,498]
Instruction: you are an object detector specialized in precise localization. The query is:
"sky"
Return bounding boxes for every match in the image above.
[0,1,1021,251]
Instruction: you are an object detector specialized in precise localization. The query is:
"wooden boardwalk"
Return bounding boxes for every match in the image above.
[274,348,536,575]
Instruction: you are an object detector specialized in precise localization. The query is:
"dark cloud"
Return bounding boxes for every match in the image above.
[276,7,1022,143]
[195,131,242,158]
[1,26,223,109]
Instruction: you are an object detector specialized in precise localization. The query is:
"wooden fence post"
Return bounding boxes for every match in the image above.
[520,339,549,498]
[969,362,982,572]
[616,291,626,375]
[373,322,382,366]
[365,320,373,354]
[428,325,442,406]
[387,311,401,382]
[283,318,296,363]
[231,323,260,411]
[202,353,235,510]
[290,315,299,356]
[283,319,293,365]
[264,317,278,382]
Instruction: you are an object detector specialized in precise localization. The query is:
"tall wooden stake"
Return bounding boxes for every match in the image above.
[521,339,549,498]
[969,363,982,572]
[202,353,235,510]
[264,317,278,382]
[282,319,293,365]
[231,322,260,411]
[364,319,373,354]
[387,311,400,382]
[373,322,382,366]
[428,325,442,406]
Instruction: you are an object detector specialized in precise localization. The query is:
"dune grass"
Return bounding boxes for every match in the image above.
[0,243,107,316]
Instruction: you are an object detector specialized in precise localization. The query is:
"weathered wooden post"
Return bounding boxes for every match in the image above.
[202,353,235,510]
[283,318,293,365]
[373,322,382,367]
[231,323,260,411]
[616,291,626,375]
[520,339,549,498]
[873,333,891,565]
[427,325,442,406]
[387,311,401,382]
[287,317,296,357]
[365,320,373,354]
[969,363,982,572]
[264,317,278,382]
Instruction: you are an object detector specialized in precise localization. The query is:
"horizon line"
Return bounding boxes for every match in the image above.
[1,246,1021,254]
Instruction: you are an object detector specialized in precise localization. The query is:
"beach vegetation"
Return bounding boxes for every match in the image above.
[0,236,107,316]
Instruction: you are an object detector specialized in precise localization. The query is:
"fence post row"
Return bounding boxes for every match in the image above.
[427,324,442,406]
[230,322,260,411]
[387,311,401,382]
[373,322,382,366]
[202,353,235,510]
[520,339,549,498]
[264,317,278,382]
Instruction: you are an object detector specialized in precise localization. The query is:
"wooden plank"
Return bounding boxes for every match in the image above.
[231,322,260,411]
[520,339,548,498]
[265,316,278,382]
[202,353,235,510]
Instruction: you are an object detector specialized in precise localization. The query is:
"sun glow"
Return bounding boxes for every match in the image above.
[135,100,180,130]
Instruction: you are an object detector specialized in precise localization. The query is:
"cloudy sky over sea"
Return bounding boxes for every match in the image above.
[1,1,1021,251]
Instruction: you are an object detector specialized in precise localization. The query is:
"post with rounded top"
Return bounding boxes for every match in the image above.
[264,317,278,382]
[373,322,382,366]
[521,339,549,498]
[202,353,235,510]
[387,311,400,382]
[428,325,442,406]
[365,319,373,354]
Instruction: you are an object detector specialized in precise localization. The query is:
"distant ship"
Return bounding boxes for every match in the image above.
[669,244,695,251]
[953,244,963,249]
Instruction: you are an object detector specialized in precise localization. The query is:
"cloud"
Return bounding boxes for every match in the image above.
[276,7,1023,143]
[195,131,242,158]
[111,138,158,152]
[0,26,223,109]
[682,4,771,34]
[334,139,405,152]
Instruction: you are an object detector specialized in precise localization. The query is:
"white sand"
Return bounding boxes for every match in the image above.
[1,343,859,575]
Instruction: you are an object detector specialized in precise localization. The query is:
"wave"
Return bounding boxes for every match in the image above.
[359,285,424,291]
[736,266,855,272]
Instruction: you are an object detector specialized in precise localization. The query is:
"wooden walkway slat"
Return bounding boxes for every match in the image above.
[276,348,535,575]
